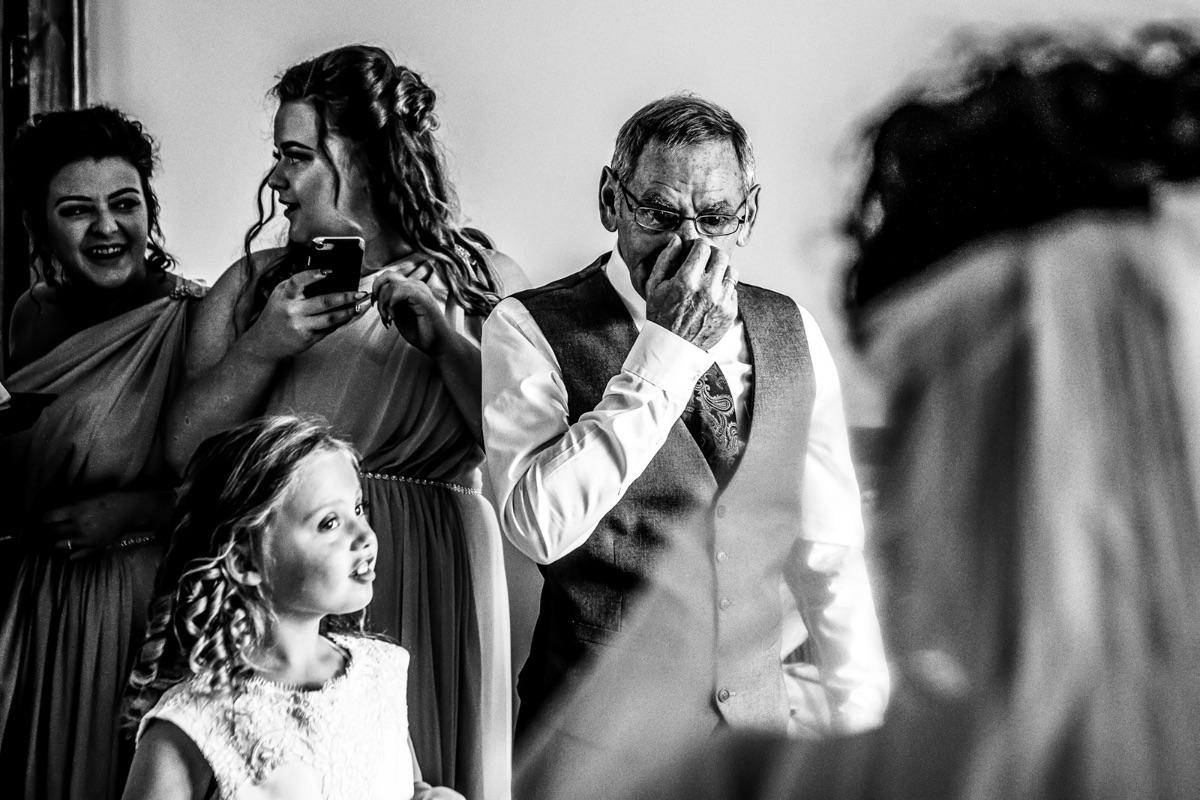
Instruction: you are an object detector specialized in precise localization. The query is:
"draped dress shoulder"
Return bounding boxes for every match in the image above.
[0,277,206,800]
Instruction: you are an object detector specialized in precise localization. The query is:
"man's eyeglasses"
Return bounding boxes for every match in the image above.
[611,172,752,237]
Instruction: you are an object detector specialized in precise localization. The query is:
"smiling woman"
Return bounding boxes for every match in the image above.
[45,158,151,290]
[0,105,205,800]
[7,106,183,369]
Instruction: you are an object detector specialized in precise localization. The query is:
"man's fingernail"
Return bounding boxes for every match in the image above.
[321,269,332,275]
[356,291,370,299]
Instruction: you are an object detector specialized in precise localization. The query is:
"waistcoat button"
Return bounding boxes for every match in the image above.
[716,550,728,563]
[716,505,727,519]
[717,688,731,702]
[719,597,732,610]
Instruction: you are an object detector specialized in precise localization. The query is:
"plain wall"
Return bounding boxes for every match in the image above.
[89,0,1197,425]
[86,0,1197,689]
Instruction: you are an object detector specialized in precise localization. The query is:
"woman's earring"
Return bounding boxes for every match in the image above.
[41,251,68,290]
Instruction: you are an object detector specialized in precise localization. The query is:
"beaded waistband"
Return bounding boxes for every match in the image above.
[2,530,160,555]
[359,471,481,496]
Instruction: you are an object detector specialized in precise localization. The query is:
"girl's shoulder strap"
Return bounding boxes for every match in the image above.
[140,679,259,796]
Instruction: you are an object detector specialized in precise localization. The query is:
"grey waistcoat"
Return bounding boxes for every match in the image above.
[515,254,815,732]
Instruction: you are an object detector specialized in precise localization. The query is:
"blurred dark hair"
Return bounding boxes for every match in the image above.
[244,44,499,319]
[844,24,1200,334]
[13,105,175,289]
[611,93,755,189]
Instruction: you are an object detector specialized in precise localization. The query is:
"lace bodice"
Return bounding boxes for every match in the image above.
[139,635,414,800]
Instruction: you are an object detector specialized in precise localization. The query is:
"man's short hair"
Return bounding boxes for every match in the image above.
[611,94,755,189]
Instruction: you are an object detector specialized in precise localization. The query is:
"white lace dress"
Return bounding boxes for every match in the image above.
[138,635,415,800]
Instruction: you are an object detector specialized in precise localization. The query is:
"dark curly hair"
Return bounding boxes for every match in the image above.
[844,23,1200,335]
[124,415,362,727]
[243,44,500,321]
[12,105,175,289]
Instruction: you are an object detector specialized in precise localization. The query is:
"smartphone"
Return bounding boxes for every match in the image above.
[302,236,365,298]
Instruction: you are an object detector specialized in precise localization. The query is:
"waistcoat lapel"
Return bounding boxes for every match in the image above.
[721,284,814,502]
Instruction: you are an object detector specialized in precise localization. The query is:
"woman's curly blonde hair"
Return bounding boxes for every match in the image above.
[125,415,361,727]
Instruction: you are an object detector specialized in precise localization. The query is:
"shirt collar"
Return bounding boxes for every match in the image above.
[604,245,647,331]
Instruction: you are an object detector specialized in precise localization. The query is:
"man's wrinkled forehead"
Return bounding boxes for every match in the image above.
[628,138,750,193]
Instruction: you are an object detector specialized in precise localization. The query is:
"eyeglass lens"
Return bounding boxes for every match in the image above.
[634,207,741,235]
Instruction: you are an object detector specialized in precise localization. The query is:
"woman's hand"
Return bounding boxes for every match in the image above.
[44,490,170,560]
[239,269,368,363]
[372,270,455,357]
[372,260,484,444]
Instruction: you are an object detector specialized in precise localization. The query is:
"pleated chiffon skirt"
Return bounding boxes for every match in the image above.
[0,543,160,800]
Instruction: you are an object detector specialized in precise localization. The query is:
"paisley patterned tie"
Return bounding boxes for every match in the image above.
[681,362,741,487]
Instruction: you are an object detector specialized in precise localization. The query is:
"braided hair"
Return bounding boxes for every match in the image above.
[242,44,499,323]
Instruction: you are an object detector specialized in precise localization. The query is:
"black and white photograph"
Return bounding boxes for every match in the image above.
[1,1,1198,798]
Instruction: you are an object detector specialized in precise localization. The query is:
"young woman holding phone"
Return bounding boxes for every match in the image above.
[164,45,527,800]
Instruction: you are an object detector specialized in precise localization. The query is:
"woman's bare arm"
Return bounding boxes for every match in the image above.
[163,258,274,473]
[163,255,366,473]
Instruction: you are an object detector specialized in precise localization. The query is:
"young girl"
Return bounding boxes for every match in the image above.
[122,415,464,800]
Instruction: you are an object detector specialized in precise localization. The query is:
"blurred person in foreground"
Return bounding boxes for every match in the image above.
[605,23,1200,800]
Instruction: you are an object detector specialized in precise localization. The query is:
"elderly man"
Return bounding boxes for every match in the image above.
[482,94,888,741]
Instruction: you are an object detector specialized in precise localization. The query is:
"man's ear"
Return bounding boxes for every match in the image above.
[736,184,761,248]
[599,167,619,233]
[225,544,263,587]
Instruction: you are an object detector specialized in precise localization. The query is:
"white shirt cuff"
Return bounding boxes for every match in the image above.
[623,322,714,401]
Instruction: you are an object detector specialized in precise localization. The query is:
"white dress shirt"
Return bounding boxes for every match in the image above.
[482,248,889,734]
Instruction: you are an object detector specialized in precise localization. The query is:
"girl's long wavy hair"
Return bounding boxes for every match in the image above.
[13,105,175,290]
[241,44,500,325]
[125,415,360,727]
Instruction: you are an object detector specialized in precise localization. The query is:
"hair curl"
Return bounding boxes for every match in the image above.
[12,105,176,290]
[843,23,1200,332]
[125,415,360,727]
[242,44,500,321]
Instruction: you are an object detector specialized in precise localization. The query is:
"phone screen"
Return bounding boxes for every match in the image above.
[303,236,365,298]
